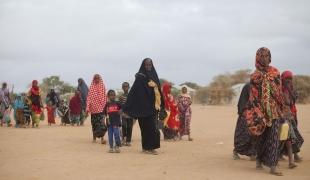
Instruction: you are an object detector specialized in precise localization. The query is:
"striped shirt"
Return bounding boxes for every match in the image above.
[119,93,128,105]
[23,104,32,118]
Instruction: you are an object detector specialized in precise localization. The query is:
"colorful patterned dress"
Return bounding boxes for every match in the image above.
[177,93,192,136]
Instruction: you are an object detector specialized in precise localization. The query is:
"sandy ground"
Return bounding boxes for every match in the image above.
[0,105,309,180]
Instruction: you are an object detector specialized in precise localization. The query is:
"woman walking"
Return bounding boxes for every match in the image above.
[77,78,89,126]
[123,58,164,155]
[233,83,256,160]
[86,74,107,144]
[28,80,43,128]
[244,47,292,176]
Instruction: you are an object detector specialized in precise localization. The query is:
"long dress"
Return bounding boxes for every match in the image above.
[77,78,89,124]
[0,88,11,126]
[177,94,192,136]
[123,59,164,151]
[86,74,107,138]
[46,106,56,124]
[233,83,256,157]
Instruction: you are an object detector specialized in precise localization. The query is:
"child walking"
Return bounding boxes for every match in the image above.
[69,90,82,126]
[104,90,122,153]
[58,100,70,126]
[23,97,32,126]
[13,94,25,128]
[177,87,193,141]
[119,82,134,146]
[46,101,56,126]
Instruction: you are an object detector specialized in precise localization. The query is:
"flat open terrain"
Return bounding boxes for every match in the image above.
[1,105,309,180]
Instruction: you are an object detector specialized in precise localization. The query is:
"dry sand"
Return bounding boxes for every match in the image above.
[0,105,309,180]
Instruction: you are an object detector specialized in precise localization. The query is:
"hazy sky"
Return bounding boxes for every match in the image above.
[1,0,309,92]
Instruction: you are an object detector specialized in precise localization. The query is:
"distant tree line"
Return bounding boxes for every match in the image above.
[17,72,309,105]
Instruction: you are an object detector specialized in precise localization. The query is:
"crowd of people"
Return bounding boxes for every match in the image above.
[0,49,305,176]
[0,58,193,155]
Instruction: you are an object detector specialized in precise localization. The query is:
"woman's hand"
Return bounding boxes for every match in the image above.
[148,81,157,88]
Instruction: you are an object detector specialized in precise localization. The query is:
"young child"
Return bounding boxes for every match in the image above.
[104,90,122,153]
[13,94,25,128]
[177,87,193,141]
[46,101,56,126]
[162,82,180,141]
[69,90,82,126]
[23,97,32,126]
[119,82,134,146]
[58,100,70,126]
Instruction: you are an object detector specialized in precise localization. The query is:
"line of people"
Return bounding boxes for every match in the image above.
[232,47,304,176]
[0,79,89,128]
[0,58,194,155]
[85,59,193,154]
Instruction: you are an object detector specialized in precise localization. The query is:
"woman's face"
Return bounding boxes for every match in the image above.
[33,81,38,87]
[260,50,271,67]
[94,75,100,84]
[144,59,153,72]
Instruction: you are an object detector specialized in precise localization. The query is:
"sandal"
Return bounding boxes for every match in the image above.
[270,167,283,176]
[233,151,240,160]
[289,163,297,169]
[270,171,283,176]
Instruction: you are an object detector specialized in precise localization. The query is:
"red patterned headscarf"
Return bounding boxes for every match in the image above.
[86,74,107,114]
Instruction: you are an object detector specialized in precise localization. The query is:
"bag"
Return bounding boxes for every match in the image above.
[158,108,168,121]
[40,112,45,121]
[279,122,289,141]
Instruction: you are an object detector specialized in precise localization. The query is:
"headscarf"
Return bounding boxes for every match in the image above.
[281,70,297,116]
[243,47,286,135]
[86,74,107,114]
[77,78,88,106]
[255,47,272,71]
[137,58,161,86]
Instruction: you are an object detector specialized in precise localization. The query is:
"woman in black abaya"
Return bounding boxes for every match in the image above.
[123,58,164,155]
